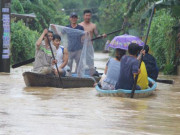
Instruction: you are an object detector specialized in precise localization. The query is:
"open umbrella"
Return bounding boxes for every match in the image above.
[108,34,144,50]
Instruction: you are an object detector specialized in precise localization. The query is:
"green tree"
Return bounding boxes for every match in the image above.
[60,0,103,23]
[147,9,177,74]
[11,0,68,32]
[11,21,39,64]
[11,0,24,14]
[125,0,180,74]
[93,0,130,50]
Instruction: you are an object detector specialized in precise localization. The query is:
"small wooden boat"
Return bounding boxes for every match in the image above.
[23,72,100,88]
[95,77,157,98]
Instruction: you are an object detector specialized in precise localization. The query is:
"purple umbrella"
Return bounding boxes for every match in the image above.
[108,34,144,50]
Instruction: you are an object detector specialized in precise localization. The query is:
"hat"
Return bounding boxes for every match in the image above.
[70,12,78,18]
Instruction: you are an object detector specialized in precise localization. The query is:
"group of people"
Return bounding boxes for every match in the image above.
[33,9,106,76]
[98,43,159,90]
[32,9,159,90]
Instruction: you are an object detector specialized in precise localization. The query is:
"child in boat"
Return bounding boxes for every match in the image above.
[52,34,70,77]
[143,45,159,81]
[33,29,56,74]
[98,48,126,90]
[115,43,141,90]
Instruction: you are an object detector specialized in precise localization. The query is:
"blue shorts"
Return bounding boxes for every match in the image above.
[61,69,66,77]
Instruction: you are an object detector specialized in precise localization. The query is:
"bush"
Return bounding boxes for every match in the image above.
[11,0,24,14]
[11,21,39,64]
[11,0,68,32]
[147,9,177,74]
[163,63,176,75]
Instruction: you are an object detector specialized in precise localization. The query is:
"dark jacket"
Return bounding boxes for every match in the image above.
[143,53,159,81]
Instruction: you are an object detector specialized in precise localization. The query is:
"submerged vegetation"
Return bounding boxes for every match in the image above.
[10,0,180,74]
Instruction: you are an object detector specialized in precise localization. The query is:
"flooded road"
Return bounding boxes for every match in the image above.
[0,52,180,135]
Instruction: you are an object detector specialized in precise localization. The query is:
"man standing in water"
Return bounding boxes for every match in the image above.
[79,9,106,75]
[66,12,84,72]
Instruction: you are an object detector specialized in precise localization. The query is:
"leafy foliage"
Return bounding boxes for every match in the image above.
[11,21,39,64]
[60,0,102,22]
[11,0,68,32]
[126,0,180,19]
[10,0,68,64]
[99,0,127,35]
[125,0,180,74]
[11,0,25,14]
[146,9,177,74]
[93,0,129,50]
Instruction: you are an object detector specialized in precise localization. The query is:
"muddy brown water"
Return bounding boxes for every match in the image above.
[0,52,180,135]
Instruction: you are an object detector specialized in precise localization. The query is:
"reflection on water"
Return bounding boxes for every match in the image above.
[0,52,180,135]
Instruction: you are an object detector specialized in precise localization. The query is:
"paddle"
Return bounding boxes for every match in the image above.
[12,58,35,68]
[156,79,174,84]
[91,28,123,41]
[131,4,156,98]
[46,34,64,88]
[92,18,128,41]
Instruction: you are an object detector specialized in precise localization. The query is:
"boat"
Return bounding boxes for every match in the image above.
[95,77,157,98]
[23,72,100,88]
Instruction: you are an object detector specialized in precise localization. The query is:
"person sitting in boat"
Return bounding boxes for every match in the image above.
[33,29,56,75]
[115,43,141,90]
[97,48,126,90]
[137,50,149,90]
[52,34,70,77]
[143,45,159,81]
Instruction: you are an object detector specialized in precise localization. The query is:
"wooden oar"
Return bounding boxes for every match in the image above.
[12,58,35,68]
[156,79,174,84]
[92,18,127,41]
[131,4,156,98]
[46,35,64,88]
[91,28,123,41]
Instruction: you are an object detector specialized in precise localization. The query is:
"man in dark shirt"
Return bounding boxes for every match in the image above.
[115,43,141,90]
[66,12,84,72]
[66,12,84,30]
[143,45,159,81]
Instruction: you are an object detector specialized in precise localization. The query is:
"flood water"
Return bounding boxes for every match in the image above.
[0,52,180,135]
